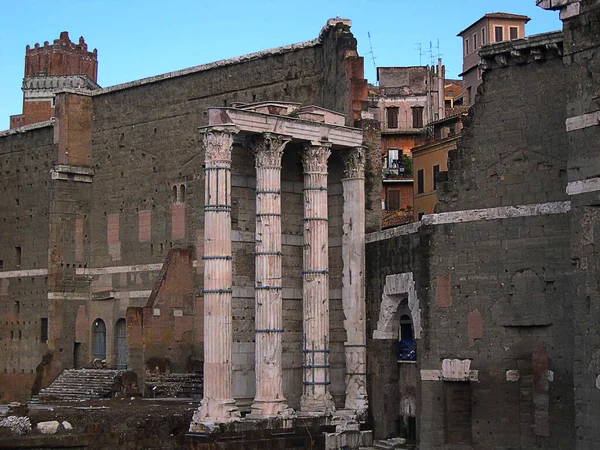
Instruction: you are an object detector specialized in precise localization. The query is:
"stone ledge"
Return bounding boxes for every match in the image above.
[479,31,563,72]
[51,165,95,183]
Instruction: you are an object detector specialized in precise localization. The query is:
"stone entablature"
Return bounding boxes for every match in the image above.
[478,31,564,72]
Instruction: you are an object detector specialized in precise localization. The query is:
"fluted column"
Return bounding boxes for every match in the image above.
[250,133,292,418]
[300,141,335,415]
[191,125,240,428]
[341,147,368,417]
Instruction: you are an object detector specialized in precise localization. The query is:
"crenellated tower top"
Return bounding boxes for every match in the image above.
[24,31,98,82]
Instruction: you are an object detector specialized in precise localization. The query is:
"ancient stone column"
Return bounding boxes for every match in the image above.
[191,125,240,428]
[250,133,291,418]
[341,147,368,417]
[300,142,335,415]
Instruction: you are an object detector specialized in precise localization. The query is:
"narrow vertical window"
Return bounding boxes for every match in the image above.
[509,27,518,40]
[433,165,440,191]
[41,318,48,342]
[495,26,504,42]
[417,169,424,194]
[387,107,399,129]
[464,38,469,56]
[179,184,186,202]
[15,247,22,267]
[412,106,424,129]
[172,186,178,203]
[473,33,477,49]
[481,28,486,45]
[388,148,399,169]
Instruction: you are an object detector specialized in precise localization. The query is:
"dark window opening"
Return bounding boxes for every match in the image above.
[417,169,424,194]
[467,87,473,105]
[0,260,3,269]
[387,107,399,129]
[15,247,21,267]
[412,106,424,128]
[40,318,48,342]
[14,301,20,314]
[464,38,469,56]
[495,26,504,42]
[473,33,477,49]
[398,314,416,361]
[481,28,486,45]
[510,27,518,40]
[172,186,178,203]
[178,184,186,203]
[418,212,425,221]
[433,165,440,191]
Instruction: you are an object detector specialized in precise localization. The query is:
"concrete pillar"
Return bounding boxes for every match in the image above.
[191,125,240,428]
[250,133,292,418]
[341,147,368,417]
[300,142,335,415]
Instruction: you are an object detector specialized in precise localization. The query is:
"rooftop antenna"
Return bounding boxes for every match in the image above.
[366,32,377,83]
[414,43,422,66]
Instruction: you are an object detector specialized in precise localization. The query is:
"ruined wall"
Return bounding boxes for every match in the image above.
[417,34,575,449]
[438,53,569,212]
[0,124,55,402]
[365,227,421,440]
[557,2,600,448]
[38,20,364,407]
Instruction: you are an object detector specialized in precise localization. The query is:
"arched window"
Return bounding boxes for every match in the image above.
[400,314,414,341]
[172,185,178,203]
[178,184,186,203]
[93,319,107,360]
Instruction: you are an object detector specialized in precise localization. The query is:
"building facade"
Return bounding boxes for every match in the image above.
[458,13,530,105]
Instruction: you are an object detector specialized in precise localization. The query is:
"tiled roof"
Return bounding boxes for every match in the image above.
[382,210,414,229]
[458,12,530,36]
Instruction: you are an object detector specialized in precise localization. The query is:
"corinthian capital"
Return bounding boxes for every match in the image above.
[202,126,238,165]
[251,133,291,169]
[342,147,365,179]
[302,142,332,174]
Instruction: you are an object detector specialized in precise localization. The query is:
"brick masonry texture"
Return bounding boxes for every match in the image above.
[0,20,371,408]
[365,3,600,447]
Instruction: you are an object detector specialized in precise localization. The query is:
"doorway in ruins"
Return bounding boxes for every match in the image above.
[93,319,107,361]
[115,319,127,369]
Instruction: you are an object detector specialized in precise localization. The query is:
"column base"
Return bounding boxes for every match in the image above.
[299,392,336,416]
[344,396,368,421]
[247,399,294,419]
[189,398,240,431]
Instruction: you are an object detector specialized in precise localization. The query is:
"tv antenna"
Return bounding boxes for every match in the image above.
[416,39,442,67]
[366,32,377,82]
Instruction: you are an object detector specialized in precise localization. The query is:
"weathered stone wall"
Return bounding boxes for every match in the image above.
[0,124,55,402]
[437,55,569,212]
[0,20,366,408]
[558,2,600,449]
[365,227,421,440]
[365,26,580,449]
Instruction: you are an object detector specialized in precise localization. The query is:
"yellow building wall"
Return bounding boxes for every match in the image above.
[413,137,458,218]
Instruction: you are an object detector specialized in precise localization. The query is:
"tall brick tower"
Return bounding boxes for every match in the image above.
[9,31,100,129]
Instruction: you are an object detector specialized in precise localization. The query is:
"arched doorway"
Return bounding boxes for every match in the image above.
[115,319,127,369]
[93,319,107,360]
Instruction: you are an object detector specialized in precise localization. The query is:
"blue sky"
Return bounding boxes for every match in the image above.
[0,1,561,129]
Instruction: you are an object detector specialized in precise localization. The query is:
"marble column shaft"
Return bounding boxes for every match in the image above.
[300,142,335,414]
[250,133,291,417]
[341,147,368,416]
[192,126,240,426]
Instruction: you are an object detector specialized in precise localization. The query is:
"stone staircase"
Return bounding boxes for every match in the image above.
[36,369,123,402]
[359,437,409,450]
[144,372,203,399]
[324,409,372,449]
